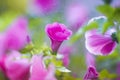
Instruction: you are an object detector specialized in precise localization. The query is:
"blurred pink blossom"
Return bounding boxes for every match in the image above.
[31,0,58,14]
[86,53,95,67]
[0,55,7,75]
[65,3,88,30]
[4,17,28,51]
[45,22,72,53]
[30,55,56,80]
[59,46,73,67]
[112,0,120,7]
[0,34,6,55]
[85,29,117,56]
[5,51,30,80]
[84,66,99,80]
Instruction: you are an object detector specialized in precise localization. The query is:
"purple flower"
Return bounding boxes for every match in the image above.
[66,3,88,30]
[30,55,56,80]
[45,22,72,53]
[4,17,28,51]
[5,51,30,80]
[84,66,99,80]
[85,29,117,55]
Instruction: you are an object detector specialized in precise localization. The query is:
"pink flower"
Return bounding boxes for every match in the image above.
[85,29,117,55]
[45,22,72,53]
[4,17,28,51]
[5,51,30,80]
[84,66,99,80]
[65,3,88,30]
[33,0,58,13]
[30,55,56,80]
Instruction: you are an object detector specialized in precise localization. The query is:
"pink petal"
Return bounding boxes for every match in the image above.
[30,55,47,80]
[85,30,116,55]
[101,41,116,55]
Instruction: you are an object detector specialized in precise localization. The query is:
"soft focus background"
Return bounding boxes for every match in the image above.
[0,0,120,80]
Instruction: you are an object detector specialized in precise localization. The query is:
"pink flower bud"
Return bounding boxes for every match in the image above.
[30,55,56,80]
[85,29,117,55]
[84,66,99,80]
[45,22,72,53]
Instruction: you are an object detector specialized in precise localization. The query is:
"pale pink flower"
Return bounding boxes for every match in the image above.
[4,17,28,51]
[84,66,99,80]
[5,51,30,80]
[66,3,88,30]
[30,55,56,80]
[45,22,72,53]
[85,29,117,55]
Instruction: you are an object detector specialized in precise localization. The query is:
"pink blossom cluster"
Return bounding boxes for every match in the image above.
[0,17,59,80]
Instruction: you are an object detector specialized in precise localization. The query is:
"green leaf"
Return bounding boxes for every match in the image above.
[112,8,120,22]
[20,43,34,53]
[99,69,109,78]
[70,27,84,43]
[99,69,117,79]
[102,20,114,34]
[97,5,115,17]
[56,67,71,73]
